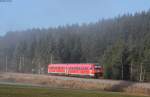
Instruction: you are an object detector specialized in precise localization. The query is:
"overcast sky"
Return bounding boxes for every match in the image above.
[0,0,150,35]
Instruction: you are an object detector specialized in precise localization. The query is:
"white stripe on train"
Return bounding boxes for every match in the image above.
[48,72,94,76]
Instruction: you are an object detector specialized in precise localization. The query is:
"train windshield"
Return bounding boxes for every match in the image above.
[94,63,102,69]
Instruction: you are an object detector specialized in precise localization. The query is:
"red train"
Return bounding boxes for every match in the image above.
[48,63,103,78]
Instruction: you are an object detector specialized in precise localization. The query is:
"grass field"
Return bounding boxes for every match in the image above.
[0,84,148,97]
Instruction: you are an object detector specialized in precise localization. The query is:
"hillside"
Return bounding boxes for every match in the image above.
[0,10,150,81]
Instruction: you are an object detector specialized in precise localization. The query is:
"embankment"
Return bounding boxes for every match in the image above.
[0,72,149,96]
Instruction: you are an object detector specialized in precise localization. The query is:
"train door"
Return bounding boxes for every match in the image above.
[65,64,69,75]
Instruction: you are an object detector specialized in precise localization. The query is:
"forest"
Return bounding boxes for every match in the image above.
[0,10,150,81]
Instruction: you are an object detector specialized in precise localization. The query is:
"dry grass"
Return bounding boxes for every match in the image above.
[0,84,148,97]
[0,72,150,96]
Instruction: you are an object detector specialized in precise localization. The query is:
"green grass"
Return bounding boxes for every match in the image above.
[0,84,148,97]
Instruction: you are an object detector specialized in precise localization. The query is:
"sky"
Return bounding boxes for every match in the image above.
[0,0,150,35]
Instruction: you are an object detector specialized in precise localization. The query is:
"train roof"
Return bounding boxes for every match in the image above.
[49,63,102,66]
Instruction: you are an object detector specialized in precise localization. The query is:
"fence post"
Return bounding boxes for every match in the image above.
[51,55,53,64]
[122,63,124,80]
[5,56,8,72]
[130,63,133,80]
[19,56,22,72]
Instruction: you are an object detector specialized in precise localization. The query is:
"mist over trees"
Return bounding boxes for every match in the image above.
[0,10,150,81]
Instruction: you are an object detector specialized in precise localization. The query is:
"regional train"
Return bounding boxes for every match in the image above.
[48,63,103,78]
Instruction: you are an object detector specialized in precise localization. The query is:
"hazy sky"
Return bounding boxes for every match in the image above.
[0,0,150,35]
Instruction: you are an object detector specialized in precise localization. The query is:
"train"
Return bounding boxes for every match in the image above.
[48,63,103,78]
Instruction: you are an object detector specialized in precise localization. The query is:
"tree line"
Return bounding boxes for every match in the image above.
[0,10,150,81]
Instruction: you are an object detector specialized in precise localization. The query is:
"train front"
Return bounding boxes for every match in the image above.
[93,64,103,78]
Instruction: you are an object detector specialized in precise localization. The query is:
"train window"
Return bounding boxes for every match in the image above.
[76,67,78,70]
[90,67,93,70]
[79,67,81,70]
